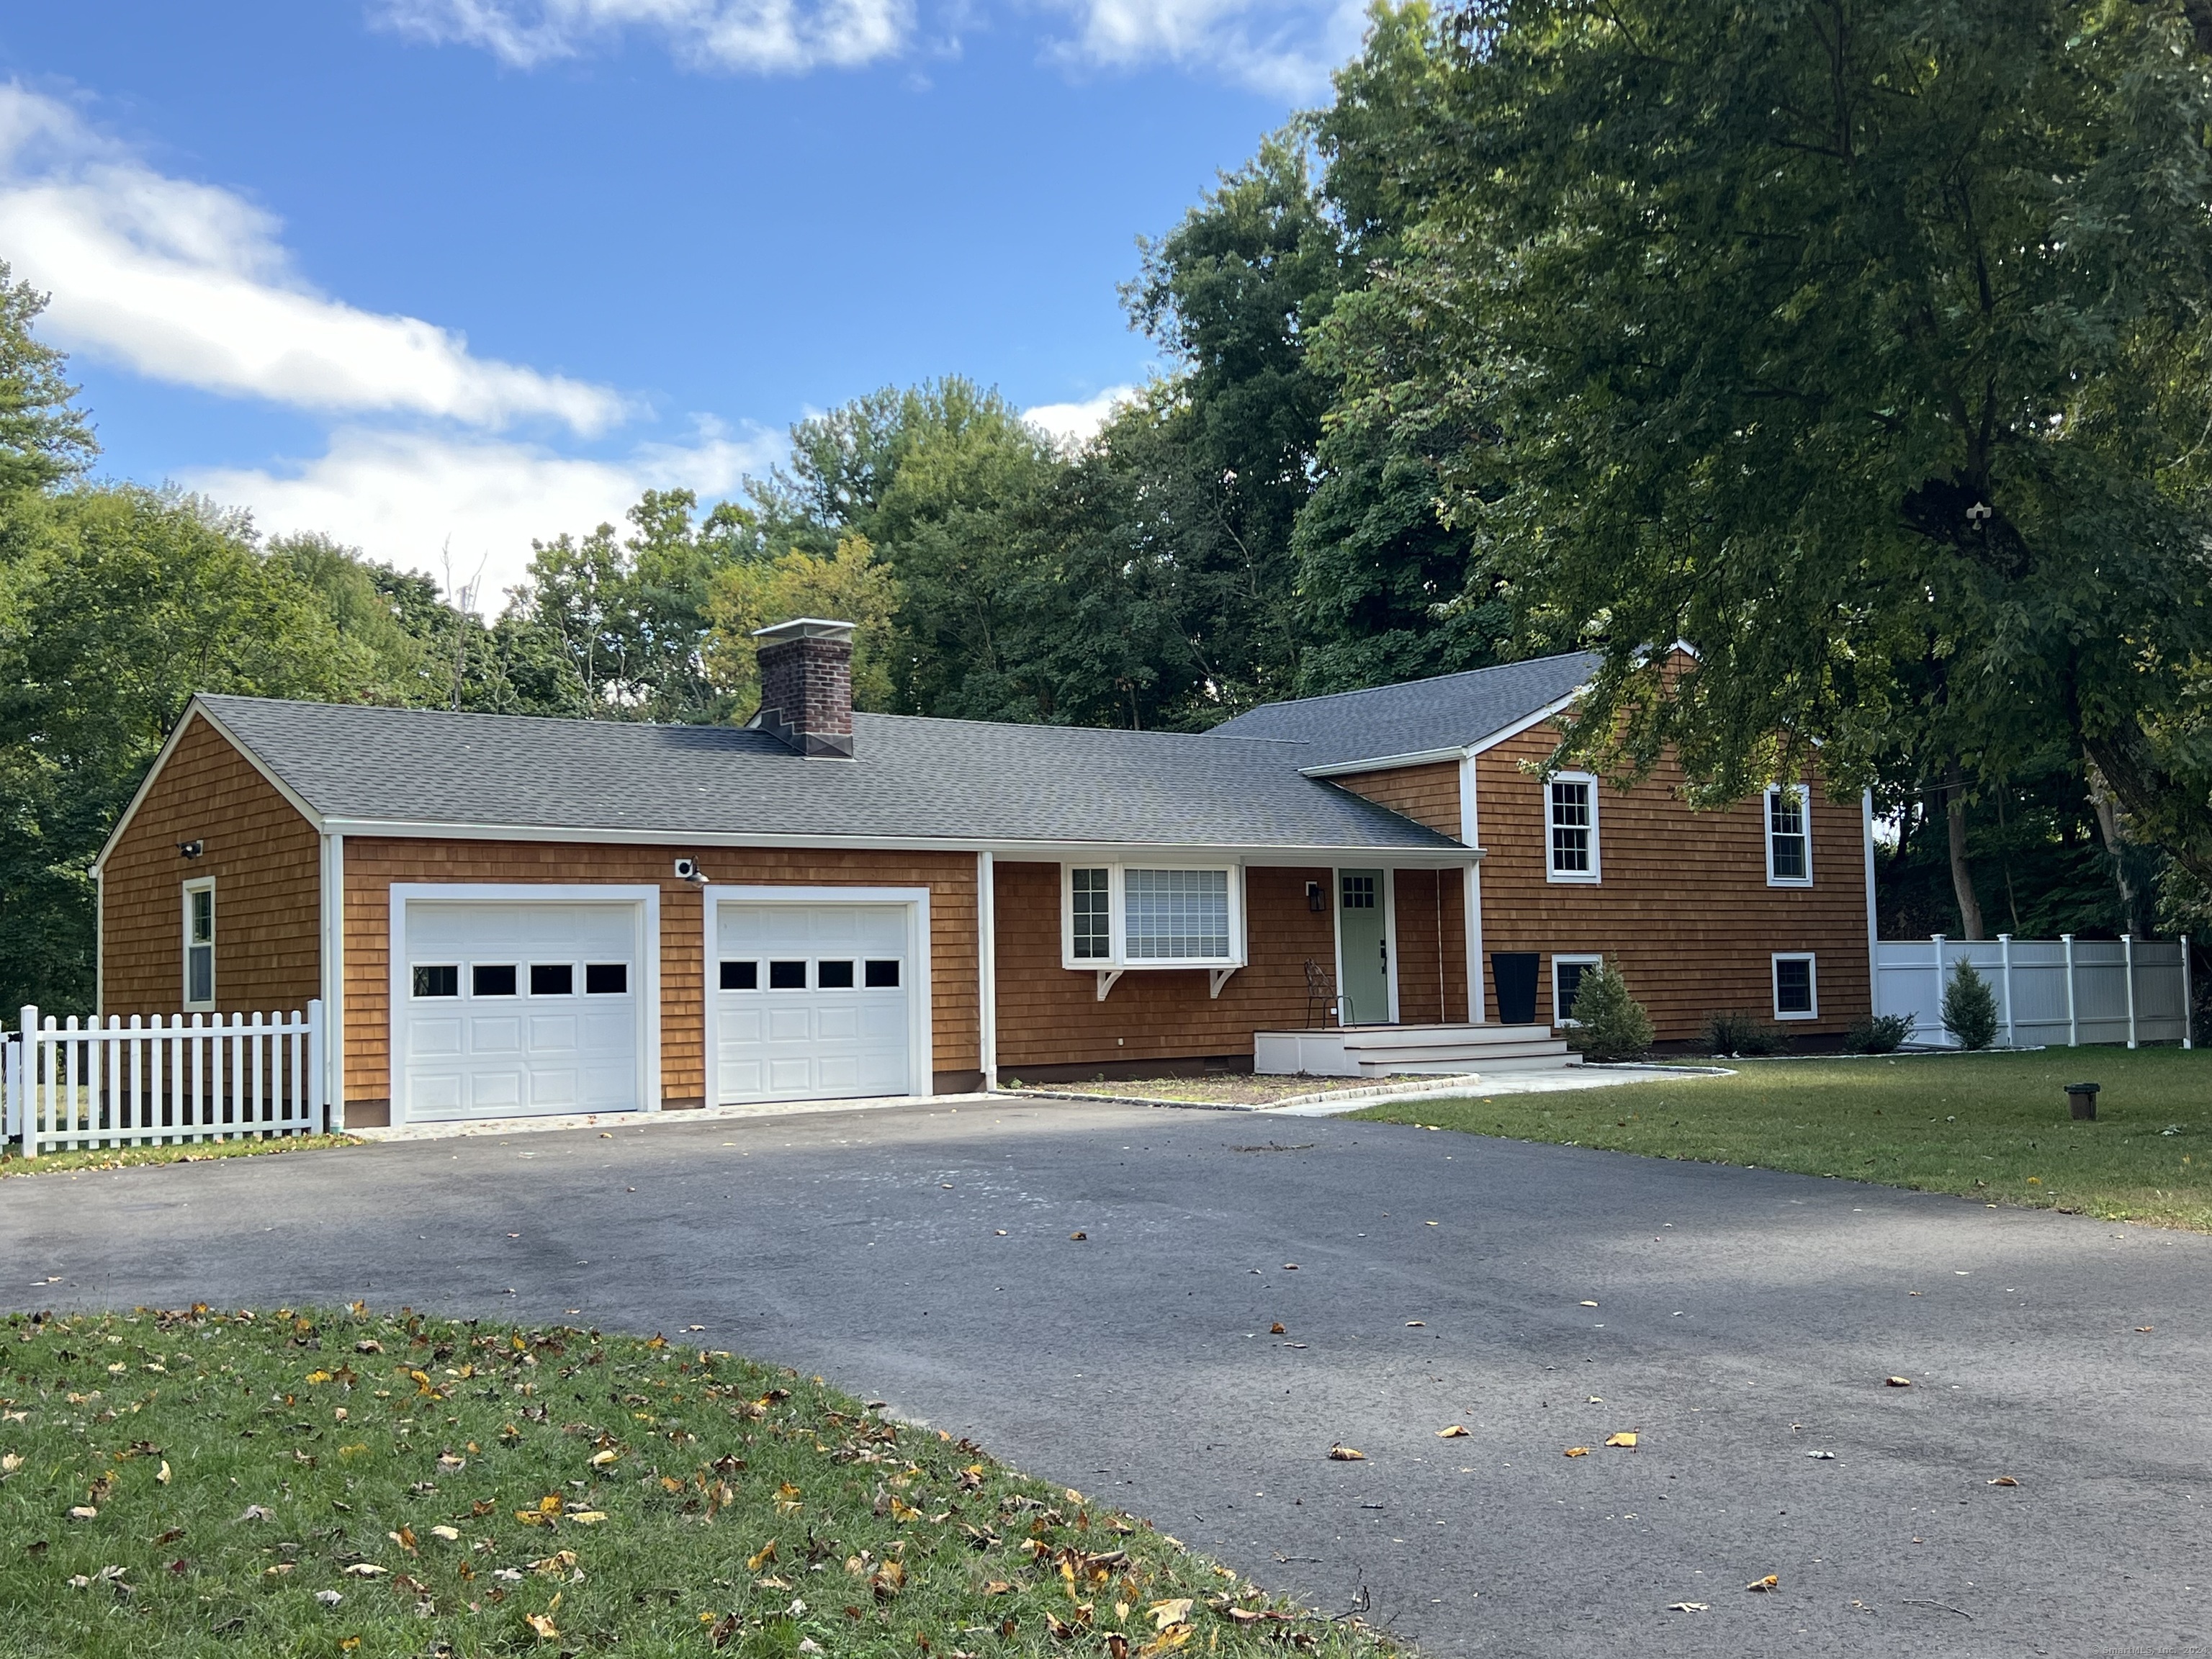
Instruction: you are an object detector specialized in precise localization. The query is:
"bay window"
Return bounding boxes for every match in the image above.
[1061,863,1244,970]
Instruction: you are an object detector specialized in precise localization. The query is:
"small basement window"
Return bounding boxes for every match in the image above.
[1552,953,1602,1025]
[1773,953,1817,1020]
[1766,785,1812,886]
[1061,864,1245,971]
[182,878,215,1010]
[1547,774,1600,883]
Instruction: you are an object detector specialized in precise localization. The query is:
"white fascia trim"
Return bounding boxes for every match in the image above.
[1465,688,1590,758]
[92,701,329,876]
[1300,746,1470,778]
[388,882,663,1127]
[317,819,1478,866]
[702,882,934,1100]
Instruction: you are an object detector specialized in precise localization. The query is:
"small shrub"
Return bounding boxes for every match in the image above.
[1844,1012,1915,1054]
[1565,963,1655,1061]
[1942,959,2001,1050]
[1702,1009,1789,1056]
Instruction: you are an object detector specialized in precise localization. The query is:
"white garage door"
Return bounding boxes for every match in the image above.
[714,902,911,1103]
[401,901,642,1120]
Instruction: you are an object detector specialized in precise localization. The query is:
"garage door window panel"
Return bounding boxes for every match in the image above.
[530,963,574,995]
[720,960,758,990]
[413,964,459,999]
[768,960,806,989]
[865,959,899,988]
[472,963,518,997]
[585,963,627,994]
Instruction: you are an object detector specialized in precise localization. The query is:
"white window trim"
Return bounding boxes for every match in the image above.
[1772,951,1819,1020]
[1765,783,1814,887]
[181,876,216,1011]
[1551,953,1603,1025]
[1060,863,1246,972]
[1545,773,1601,884]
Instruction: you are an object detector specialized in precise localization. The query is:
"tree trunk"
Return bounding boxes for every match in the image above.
[2086,763,2148,937]
[1945,761,1985,939]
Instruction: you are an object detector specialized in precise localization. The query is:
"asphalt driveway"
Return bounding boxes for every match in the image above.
[4,1099,2208,1657]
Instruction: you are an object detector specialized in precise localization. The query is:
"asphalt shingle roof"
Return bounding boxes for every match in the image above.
[194,697,1465,853]
[1210,652,1599,769]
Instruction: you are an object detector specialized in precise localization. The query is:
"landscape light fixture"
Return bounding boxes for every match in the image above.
[673,858,709,886]
[1306,881,1325,912]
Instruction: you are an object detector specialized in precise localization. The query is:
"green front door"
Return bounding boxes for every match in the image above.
[1338,869,1390,1025]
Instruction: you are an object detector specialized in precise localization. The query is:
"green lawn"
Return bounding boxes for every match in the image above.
[0,1306,1387,1658]
[1355,1046,2212,1231]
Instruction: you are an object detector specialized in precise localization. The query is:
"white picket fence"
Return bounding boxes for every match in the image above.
[2,1002,324,1158]
[1874,935,2194,1049]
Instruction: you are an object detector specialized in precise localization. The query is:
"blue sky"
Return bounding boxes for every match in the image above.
[0,0,1359,596]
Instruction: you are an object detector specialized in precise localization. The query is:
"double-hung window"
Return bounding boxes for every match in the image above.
[1772,953,1818,1020]
[1766,784,1812,886]
[182,878,215,1010]
[1546,773,1600,883]
[1062,864,1244,970]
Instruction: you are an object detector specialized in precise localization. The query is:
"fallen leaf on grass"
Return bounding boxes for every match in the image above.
[66,1506,96,1521]
[567,1511,608,1524]
[709,1612,739,1649]
[589,1449,619,1468]
[1604,1432,1637,1449]
[747,1541,778,1570]
[315,1590,342,1607]
[1988,1476,2020,1488]
[429,1525,461,1543]
[1437,1425,1469,1439]
[523,1611,559,1640]
[1326,1445,1364,1462]
[982,1581,1014,1596]
[1745,1575,1779,1593]
[341,1564,387,1578]
[1563,1447,1589,1458]
[155,1461,169,1485]
[1148,1599,1193,1629]
[1666,1602,1709,1613]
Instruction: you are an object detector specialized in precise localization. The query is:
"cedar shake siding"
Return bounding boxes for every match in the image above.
[991,862,1341,1075]
[99,714,322,1019]
[339,841,981,1125]
[1330,761,1463,837]
[1391,867,1469,1027]
[1473,727,1869,1039]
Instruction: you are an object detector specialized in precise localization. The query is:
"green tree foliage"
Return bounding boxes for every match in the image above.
[705,536,902,716]
[1942,960,2002,1052]
[1318,0,2212,896]
[1563,961,1653,1062]
[0,489,370,1015]
[0,266,95,496]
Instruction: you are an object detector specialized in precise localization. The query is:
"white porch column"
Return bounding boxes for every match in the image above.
[976,851,998,1091]
[1460,755,1485,1022]
[319,832,346,1127]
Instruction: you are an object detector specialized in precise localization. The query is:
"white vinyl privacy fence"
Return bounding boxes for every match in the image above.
[1874,936,2193,1049]
[2,1003,324,1157]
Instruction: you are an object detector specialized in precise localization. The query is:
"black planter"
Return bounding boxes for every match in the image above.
[1492,952,1541,1026]
[2067,1082,2100,1121]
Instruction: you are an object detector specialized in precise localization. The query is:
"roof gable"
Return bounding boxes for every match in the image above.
[1208,652,1599,770]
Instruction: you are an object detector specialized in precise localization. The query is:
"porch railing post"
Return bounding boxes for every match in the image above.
[2185,935,2195,1051]
[1930,934,1948,1046]
[20,1005,38,1159]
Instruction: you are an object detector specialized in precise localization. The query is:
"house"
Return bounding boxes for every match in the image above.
[91,619,1873,1128]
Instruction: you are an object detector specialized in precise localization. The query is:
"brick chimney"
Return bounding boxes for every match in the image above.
[748,618,856,757]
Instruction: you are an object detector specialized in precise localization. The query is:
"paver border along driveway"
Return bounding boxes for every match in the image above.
[4,1099,2206,1658]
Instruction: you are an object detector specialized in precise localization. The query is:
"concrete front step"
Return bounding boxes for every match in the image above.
[1255,1022,1576,1079]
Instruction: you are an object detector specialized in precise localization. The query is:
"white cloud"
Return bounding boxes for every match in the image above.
[0,86,625,433]
[1048,0,1367,97]
[377,0,911,73]
[1024,383,1136,449]
[185,423,783,603]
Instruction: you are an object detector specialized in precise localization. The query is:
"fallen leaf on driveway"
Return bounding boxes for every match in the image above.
[1988,1476,2020,1488]
[1069,1233,1088,1242]
[1326,1445,1365,1462]
[1282,1264,1298,1271]
[1604,1432,1637,1448]
[1437,1426,1469,1439]
[1807,1451,1835,1460]
[1665,1602,1709,1613]
[1563,1447,1589,1458]
[2136,1326,2154,1334]
[1269,1323,1285,1335]
[1745,1575,1779,1593]
[1579,1300,1598,1308]
[1884,1377,1912,1388]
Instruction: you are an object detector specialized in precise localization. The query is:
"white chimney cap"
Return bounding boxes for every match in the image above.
[751,617,855,642]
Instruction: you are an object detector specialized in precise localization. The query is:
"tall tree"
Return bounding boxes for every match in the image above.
[1321,0,2212,891]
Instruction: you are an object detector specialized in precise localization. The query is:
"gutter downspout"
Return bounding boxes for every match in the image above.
[320,832,346,1127]
[1861,790,1878,1025]
[976,851,997,1092]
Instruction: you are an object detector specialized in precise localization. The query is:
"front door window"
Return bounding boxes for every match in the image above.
[1338,869,1390,1025]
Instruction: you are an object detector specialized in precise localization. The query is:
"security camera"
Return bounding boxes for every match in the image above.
[178,840,204,859]
[673,858,708,886]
